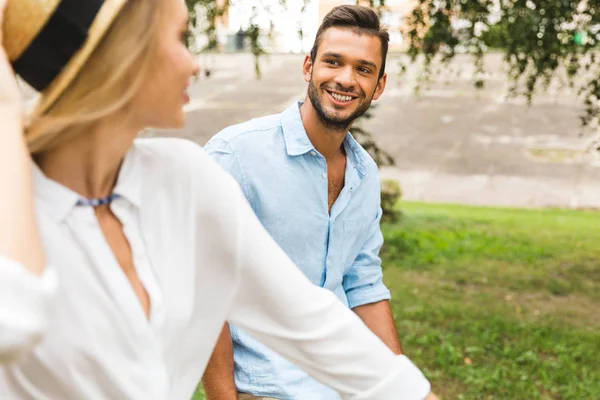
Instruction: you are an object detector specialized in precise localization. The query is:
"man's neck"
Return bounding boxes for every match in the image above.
[299,99,349,161]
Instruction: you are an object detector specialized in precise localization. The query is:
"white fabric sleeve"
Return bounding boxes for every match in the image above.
[226,190,431,400]
[0,256,57,364]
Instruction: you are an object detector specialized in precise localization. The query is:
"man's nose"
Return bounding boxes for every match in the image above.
[334,65,356,91]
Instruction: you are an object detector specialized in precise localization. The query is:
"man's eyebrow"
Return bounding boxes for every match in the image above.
[358,59,378,69]
[321,52,343,59]
[321,52,378,70]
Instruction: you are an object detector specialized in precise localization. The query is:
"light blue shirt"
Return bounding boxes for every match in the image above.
[204,102,391,400]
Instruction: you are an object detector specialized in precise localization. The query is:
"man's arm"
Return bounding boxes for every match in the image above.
[342,192,397,350]
[344,176,438,400]
[203,138,252,398]
[353,300,401,354]
[201,324,237,400]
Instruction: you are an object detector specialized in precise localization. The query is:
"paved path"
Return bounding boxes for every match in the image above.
[152,53,600,209]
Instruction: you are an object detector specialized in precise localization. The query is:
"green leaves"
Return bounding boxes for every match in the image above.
[406,0,600,130]
[185,0,230,52]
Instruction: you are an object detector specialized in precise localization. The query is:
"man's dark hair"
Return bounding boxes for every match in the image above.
[310,5,389,79]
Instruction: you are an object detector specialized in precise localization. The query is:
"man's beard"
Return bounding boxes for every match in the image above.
[307,77,373,132]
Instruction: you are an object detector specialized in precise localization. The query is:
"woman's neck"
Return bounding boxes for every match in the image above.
[35,116,141,199]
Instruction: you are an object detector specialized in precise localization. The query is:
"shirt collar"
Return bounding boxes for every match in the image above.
[343,133,368,177]
[281,101,314,156]
[32,145,143,223]
[32,162,80,223]
[113,145,143,209]
[281,101,367,176]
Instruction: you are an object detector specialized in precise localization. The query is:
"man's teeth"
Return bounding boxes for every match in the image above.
[331,92,353,102]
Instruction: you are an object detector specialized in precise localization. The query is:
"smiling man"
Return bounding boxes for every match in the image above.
[203,5,435,400]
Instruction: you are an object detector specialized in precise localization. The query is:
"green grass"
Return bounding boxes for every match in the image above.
[384,202,599,399]
[192,388,205,400]
[194,202,599,399]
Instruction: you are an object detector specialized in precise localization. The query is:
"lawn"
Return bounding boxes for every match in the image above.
[195,202,599,399]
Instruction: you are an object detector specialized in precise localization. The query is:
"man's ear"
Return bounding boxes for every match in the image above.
[372,72,387,101]
[302,54,313,83]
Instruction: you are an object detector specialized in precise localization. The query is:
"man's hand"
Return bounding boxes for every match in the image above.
[425,392,440,400]
[0,0,23,109]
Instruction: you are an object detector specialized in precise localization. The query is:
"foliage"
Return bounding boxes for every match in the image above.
[185,0,229,52]
[246,7,268,79]
[380,179,402,222]
[407,0,600,130]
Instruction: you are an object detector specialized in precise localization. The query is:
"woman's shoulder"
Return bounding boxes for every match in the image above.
[131,137,223,177]
[132,137,208,165]
[130,137,243,201]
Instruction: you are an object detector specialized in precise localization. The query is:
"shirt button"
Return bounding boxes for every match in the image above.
[321,172,327,179]
[326,259,331,266]
[311,151,317,156]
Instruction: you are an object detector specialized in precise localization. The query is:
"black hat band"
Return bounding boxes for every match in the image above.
[12,0,105,92]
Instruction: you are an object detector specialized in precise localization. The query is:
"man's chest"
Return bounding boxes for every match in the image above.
[327,155,351,212]
[327,163,345,212]
[247,164,374,274]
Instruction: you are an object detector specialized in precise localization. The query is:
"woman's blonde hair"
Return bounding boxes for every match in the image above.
[25,0,160,154]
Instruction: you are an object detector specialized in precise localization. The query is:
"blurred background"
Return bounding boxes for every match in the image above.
[25,0,588,398]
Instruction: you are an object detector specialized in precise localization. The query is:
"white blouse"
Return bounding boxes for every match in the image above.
[0,138,430,400]
[0,257,57,364]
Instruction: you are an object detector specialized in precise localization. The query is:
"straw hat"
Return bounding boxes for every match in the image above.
[2,0,127,118]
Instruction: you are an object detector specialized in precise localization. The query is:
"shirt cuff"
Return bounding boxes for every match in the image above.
[354,354,431,400]
[0,256,58,362]
[346,285,391,309]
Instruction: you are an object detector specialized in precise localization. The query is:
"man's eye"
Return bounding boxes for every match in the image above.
[326,60,339,66]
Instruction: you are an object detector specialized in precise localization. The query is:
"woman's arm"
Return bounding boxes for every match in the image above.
[0,0,56,363]
[226,188,431,400]
[0,0,45,274]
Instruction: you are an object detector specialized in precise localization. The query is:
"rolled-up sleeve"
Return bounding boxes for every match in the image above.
[0,256,57,363]
[343,178,391,309]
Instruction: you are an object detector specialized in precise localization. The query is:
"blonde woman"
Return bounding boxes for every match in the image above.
[0,0,432,399]
[0,0,56,364]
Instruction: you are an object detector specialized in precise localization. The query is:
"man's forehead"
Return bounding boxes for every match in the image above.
[318,28,382,60]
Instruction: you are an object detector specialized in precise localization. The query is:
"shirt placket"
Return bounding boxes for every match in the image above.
[111,202,166,327]
[311,149,362,288]
[110,201,170,397]
[68,202,169,398]
[309,149,330,287]
[326,157,362,289]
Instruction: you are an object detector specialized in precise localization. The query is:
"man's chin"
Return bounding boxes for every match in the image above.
[319,115,354,130]
[323,105,353,119]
